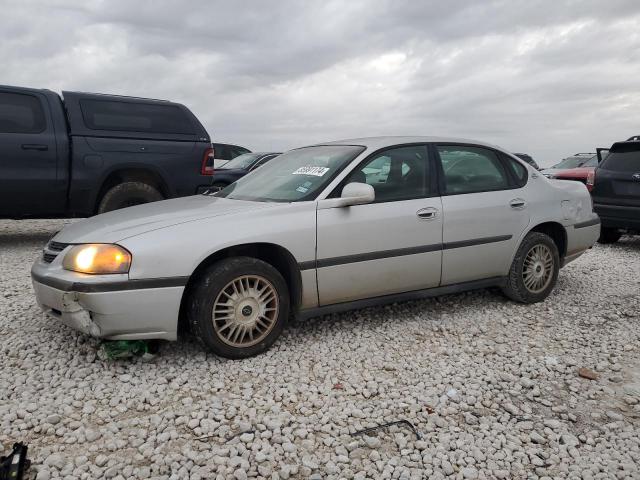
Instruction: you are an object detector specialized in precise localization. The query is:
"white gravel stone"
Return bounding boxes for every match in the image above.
[1,221,640,478]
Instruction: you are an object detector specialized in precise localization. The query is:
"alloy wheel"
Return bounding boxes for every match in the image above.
[212,275,279,347]
[522,244,554,293]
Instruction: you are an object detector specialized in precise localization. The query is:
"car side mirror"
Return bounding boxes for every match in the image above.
[318,182,375,209]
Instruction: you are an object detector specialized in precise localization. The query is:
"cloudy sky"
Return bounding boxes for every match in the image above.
[2,0,639,166]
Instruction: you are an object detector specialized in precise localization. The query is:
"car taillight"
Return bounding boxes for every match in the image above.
[201,147,215,175]
[586,170,595,192]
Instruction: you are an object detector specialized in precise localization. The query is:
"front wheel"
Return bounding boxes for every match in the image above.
[502,232,560,303]
[186,257,289,359]
[597,227,622,244]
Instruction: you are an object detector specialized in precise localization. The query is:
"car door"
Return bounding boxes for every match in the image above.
[0,89,62,217]
[316,144,442,305]
[435,144,531,285]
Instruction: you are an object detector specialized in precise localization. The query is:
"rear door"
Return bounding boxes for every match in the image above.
[0,88,63,216]
[435,144,531,285]
[592,142,640,223]
[316,144,442,305]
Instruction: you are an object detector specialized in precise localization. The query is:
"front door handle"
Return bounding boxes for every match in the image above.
[21,144,48,151]
[417,207,439,220]
[509,198,526,209]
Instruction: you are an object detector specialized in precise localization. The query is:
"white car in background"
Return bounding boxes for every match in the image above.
[31,137,600,358]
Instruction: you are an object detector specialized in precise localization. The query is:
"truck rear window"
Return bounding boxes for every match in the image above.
[601,144,640,173]
[80,99,195,135]
[0,92,46,134]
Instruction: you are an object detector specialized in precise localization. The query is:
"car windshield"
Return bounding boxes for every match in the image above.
[216,145,365,202]
[221,153,262,170]
[552,156,591,169]
[582,156,598,167]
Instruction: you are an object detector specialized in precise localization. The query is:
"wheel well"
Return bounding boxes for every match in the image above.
[96,168,169,213]
[178,243,303,335]
[530,222,567,258]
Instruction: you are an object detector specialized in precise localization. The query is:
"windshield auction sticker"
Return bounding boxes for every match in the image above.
[292,166,330,176]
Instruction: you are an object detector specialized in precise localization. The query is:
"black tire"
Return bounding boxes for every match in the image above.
[597,227,622,244]
[97,181,164,214]
[186,257,289,359]
[501,232,560,304]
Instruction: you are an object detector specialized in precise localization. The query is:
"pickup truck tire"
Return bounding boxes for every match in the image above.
[97,181,164,213]
[186,257,289,359]
[597,227,622,244]
[501,232,559,304]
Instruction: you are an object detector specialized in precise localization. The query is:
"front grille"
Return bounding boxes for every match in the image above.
[42,241,70,263]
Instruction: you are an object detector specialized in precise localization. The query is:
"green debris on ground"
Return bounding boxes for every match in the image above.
[99,340,157,360]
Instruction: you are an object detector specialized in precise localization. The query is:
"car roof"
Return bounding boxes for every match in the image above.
[315,136,508,152]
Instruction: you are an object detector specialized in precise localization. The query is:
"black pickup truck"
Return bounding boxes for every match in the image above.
[0,85,216,218]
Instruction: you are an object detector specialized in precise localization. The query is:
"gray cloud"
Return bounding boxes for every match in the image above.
[1,0,639,164]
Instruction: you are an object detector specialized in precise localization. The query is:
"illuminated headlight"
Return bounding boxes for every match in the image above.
[62,244,131,274]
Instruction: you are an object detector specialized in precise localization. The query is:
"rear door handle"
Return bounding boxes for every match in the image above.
[417,207,439,220]
[21,144,48,151]
[509,198,526,209]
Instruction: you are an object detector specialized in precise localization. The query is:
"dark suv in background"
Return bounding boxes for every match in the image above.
[588,140,640,243]
[0,85,224,217]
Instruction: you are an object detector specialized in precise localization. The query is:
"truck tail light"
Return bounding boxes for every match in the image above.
[586,170,595,192]
[201,147,215,175]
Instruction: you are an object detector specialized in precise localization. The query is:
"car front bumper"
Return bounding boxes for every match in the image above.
[31,259,186,341]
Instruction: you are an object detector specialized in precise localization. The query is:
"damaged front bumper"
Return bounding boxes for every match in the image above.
[31,257,186,341]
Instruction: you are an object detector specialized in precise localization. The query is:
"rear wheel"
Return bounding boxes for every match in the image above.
[502,232,559,303]
[597,227,622,244]
[186,257,289,359]
[97,181,163,213]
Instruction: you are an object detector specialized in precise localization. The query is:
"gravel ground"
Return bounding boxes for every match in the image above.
[1,219,640,480]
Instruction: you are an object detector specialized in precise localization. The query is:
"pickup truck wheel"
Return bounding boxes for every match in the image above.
[501,232,559,304]
[597,227,622,244]
[186,257,289,359]
[97,181,164,213]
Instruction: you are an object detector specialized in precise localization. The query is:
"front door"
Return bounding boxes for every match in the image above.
[316,144,443,305]
[435,144,531,285]
[0,89,62,217]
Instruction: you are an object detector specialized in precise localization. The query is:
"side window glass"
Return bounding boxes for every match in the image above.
[437,146,509,195]
[344,145,429,202]
[0,92,46,134]
[217,146,231,160]
[505,156,528,186]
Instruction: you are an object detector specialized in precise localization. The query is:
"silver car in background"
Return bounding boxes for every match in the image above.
[31,137,600,358]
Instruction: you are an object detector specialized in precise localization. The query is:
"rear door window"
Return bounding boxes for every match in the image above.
[0,92,46,134]
[80,99,195,134]
[437,145,510,195]
[504,155,528,186]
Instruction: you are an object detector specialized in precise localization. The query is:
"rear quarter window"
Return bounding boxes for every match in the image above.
[80,99,195,135]
[0,92,46,134]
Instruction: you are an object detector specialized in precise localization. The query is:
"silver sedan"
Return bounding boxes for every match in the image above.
[31,137,600,358]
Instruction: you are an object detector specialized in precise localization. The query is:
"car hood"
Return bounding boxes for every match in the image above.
[216,168,246,175]
[54,195,275,244]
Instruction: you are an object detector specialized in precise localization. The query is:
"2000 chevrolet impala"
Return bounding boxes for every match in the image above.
[32,137,600,358]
